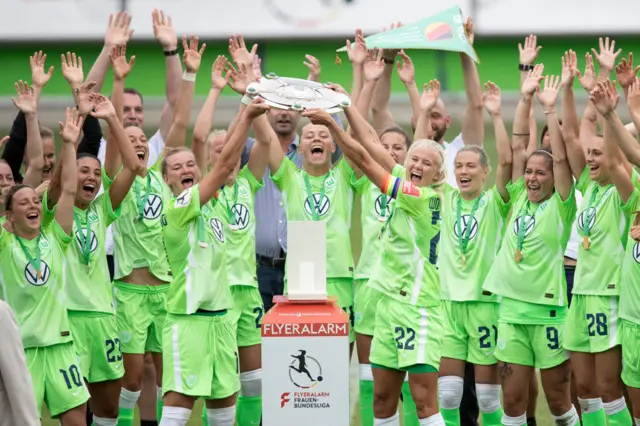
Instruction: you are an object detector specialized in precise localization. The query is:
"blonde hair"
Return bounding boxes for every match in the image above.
[404,139,447,188]
[161,146,192,176]
[206,129,227,147]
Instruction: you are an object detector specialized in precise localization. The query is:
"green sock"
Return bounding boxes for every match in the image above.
[440,407,460,426]
[401,382,420,426]
[156,389,163,423]
[582,408,607,426]
[359,379,375,426]
[237,395,262,426]
[117,407,134,426]
[608,407,633,426]
[480,407,503,426]
[202,404,209,426]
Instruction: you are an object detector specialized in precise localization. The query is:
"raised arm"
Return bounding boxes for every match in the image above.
[11,82,43,188]
[55,109,82,235]
[304,54,321,82]
[518,35,542,154]
[192,55,228,172]
[615,53,640,100]
[396,50,421,123]
[459,18,484,146]
[603,79,640,167]
[560,50,586,179]
[250,114,276,181]
[345,29,367,104]
[627,77,640,135]
[371,23,401,134]
[578,53,599,141]
[414,80,439,141]
[199,99,268,206]
[537,75,573,200]
[484,82,511,201]
[513,64,544,181]
[356,50,385,118]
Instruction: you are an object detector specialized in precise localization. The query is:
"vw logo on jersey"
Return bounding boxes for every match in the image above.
[374,194,392,220]
[633,242,640,264]
[231,204,250,230]
[304,194,330,218]
[88,211,100,223]
[453,215,479,240]
[142,194,163,220]
[75,228,98,253]
[577,207,596,231]
[513,215,536,237]
[39,237,51,250]
[175,189,191,208]
[24,260,51,286]
[209,218,225,243]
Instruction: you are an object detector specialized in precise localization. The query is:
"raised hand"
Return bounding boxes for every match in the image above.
[11,81,37,115]
[110,43,136,81]
[76,81,98,116]
[301,108,335,127]
[591,36,622,74]
[325,83,349,95]
[104,12,134,47]
[229,34,257,68]
[561,50,578,88]
[225,61,252,95]
[589,79,619,116]
[59,107,84,144]
[521,63,544,97]
[363,49,385,82]
[252,54,263,79]
[537,75,561,108]
[464,17,475,46]
[627,78,640,113]
[182,35,206,73]
[615,53,640,89]
[519,34,542,66]
[152,9,177,50]
[421,79,440,112]
[483,81,502,116]
[396,50,415,84]
[211,55,229,90]
[0,136,9,150]
[346,29,367,65]
[579,53,597,92]
[34,180,50,199]
[61,52,84,86]
[30,51,54,89]
[304,55,321,82]
[244,97,271,119]
[88,93,117,120]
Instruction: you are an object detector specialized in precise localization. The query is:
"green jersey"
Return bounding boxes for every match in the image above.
[103,167,172,282]
[574,167,638,296]
[0,221,72,348]
[271,157,355,279]
[163,185,231,314]
[43,193,120,314]
[483,177,577,307]
[216,166,263,287]
[620,188,640,324]
[368,166,445,307]
[440,187,509,302]
[352,174,395,281]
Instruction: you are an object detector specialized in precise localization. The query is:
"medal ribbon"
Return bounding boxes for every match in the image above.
[581,184,613,238]
[456,192,483,258]
[222,182,239,226]
[17,230,42,278]
[303,172,330,221]
[515,200,541,257]
[73,209,92,265]
[379,194,388,219]
[378,203,397,239]
[134,173,152,222]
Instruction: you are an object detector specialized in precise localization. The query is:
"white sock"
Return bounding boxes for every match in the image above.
[438,376,464,410]
[359,363,373,381]
[634,417,640,425]
[374,412,400,425]
[604,397,627,416]
[502,413,526,425]
[92,416,117,426]
[118,388,141,410]
[552,406,579,426]
[207,406,236,426]
[240,369,262,397]
[476,383,501,414]
[419,412,445,425]
[578,397,603,414]
[159,406,191,426]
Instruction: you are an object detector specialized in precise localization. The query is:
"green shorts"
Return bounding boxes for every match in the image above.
[115,281,168,354]
[621,320,640,388]
[369,296,443,371]
[229,285,264,348]
[162,312,240,399]
[440,301,499,365]
[68,311,124,383]
[25,342,90,418]
[495,322,569,369]
[564,295,621,353]
[354,279,381,337]
[327,278,355,343]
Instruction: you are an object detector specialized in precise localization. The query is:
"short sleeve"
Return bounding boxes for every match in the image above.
[239,165,263,194]
[165,185,202,229]
[576,166,590,194]
[622,188,640,214]
[96,193,121,227]
[632,168,640,190]
[506,177,526,202]
[334,157,355,187]
[48,219,73,250]
[102,167,116,190]
[351,173,372,196]
[490,185,510,218]
[553,184,577,223]
[270,157,296,190]
[381,173,439,218]
[41,190,56,227]
[392,164,406,178]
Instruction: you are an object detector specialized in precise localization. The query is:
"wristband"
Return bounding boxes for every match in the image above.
[182,72,196,82]
[241,94,253,105]
[519,64,534,71]
[164,49,179,57]
[513,133,530,136]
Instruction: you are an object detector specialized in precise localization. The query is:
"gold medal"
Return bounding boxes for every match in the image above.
[515,249,523,263]
[461,255,467,267]
[229,224,239,232]
[198,241,208,248]
[378,215,387,223]
[583,235,590,250]
[37,270,42,280]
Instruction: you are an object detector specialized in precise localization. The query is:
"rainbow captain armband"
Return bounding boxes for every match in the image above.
[382,174,421,199]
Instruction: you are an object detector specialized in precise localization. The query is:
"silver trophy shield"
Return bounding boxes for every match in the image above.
[245,73,351,113]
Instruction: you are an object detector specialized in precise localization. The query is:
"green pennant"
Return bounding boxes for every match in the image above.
[337,6,478,63]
